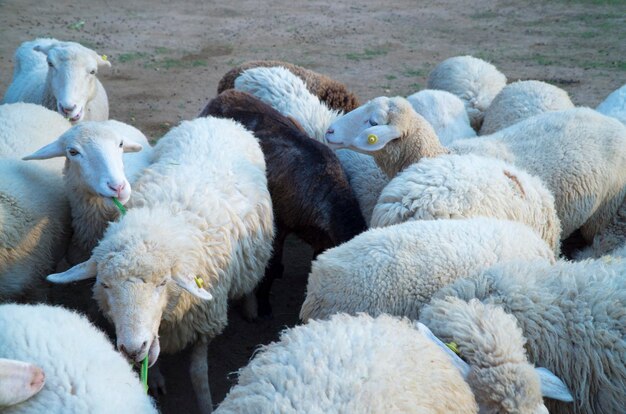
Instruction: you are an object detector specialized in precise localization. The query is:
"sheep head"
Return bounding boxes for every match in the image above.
[46,209,212,366]
[0,359,45,407]
[326,96,419,154]
[34,41,110,123]
[420,297,573,413]
[23,120,144,206]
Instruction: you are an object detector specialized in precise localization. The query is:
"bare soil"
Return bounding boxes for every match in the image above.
[1,0,624,412]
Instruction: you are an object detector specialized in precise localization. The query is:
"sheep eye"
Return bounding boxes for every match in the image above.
[119,141,124,148]
[68,148,80,157]
[101,282,110,289]
[89,69,96,75]
[158,280,167,287]
[47,60,54,68]
[369,120,378,126]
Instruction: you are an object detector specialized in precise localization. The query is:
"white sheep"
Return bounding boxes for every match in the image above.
[218,309,570,413]
[371,153,561,254]
[406,89,476,145]
[427,257,626,414]
[0,159,71,302]
[596,83,626,125]
[22,119,152,264]
[479,80,574,135]
[0,359,45,408]
[216,313,477,413]
[0,103,71,172]
[427,55,507,130]
[420,298,573,413]
[300,217,555,322]
[234,66,389,224]
[0,303,156,413]
[574,198,626,259]
[2,38,110,123]
[47,117,275,413]
[325,98,626,241]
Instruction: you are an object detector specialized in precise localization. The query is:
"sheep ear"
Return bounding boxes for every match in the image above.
[416,322,471,378]
[0,359,45,406]
[173,274,213,301]
[33,42,58,56]
[535,367,574,402]
[47,259,97,283]
[352,125,402,152]
[22,139,65,160]
[122,139,143,153]
[94,52,112,68]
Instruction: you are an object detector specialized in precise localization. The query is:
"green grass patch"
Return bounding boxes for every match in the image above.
[118,52,149,63]
[67,20,85,31]
[582,59,626,71]
[402,68,427,77]
[145,58,208,69]
[533,54,558,66]
[345,47,389,61]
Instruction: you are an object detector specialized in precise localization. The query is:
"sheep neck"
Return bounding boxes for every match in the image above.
[64,169,120,264]
[373,116,449,178]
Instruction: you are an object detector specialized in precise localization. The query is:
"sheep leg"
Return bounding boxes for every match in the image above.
[148,360,167,396]
[190,339,212,414]
[255,227,288,319]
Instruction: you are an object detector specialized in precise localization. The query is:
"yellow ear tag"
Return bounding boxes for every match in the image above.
[367,134,378,145]
[194,276,204,288]
[446,341,460,355]
[101,54,108,61]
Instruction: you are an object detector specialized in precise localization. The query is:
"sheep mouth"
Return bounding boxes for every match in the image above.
[65,108,84,122]
[147,336,160,367]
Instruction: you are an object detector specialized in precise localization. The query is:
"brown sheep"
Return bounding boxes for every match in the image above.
[217,60,360,113]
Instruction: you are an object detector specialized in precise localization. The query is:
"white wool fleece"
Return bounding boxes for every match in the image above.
[0,303,156,414]
[216,313,478,413]
[300,217,555,322]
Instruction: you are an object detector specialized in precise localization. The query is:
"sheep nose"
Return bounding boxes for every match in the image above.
[60,104,76,114]
[118,341,148,362]
[108,182,126,195]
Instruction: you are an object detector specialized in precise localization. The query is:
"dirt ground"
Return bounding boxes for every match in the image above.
[1,0,624,412]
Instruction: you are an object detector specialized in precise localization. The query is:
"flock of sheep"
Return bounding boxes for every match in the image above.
[0,37,625,414]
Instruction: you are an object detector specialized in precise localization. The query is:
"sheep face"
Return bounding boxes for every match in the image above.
[325,97,414,153]
[23,121,143,206]
[34,42,110,122]
[46,213,212,366]
[0,359,45,407]
[94,258,170,366]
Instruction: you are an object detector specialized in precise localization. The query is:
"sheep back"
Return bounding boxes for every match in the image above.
[451,108,626,240]
[0,303,156,413]
[120,117,274,352]
[0,103,71,172]
[0,160,70,302]
[215,313,477,413]
[431,258,626,414]
[201,90,366,248]
[427,55,507,131]
[479,80,574,135]
[217,60,360,112]
[372,153,561,255]
[300,217,555,322]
